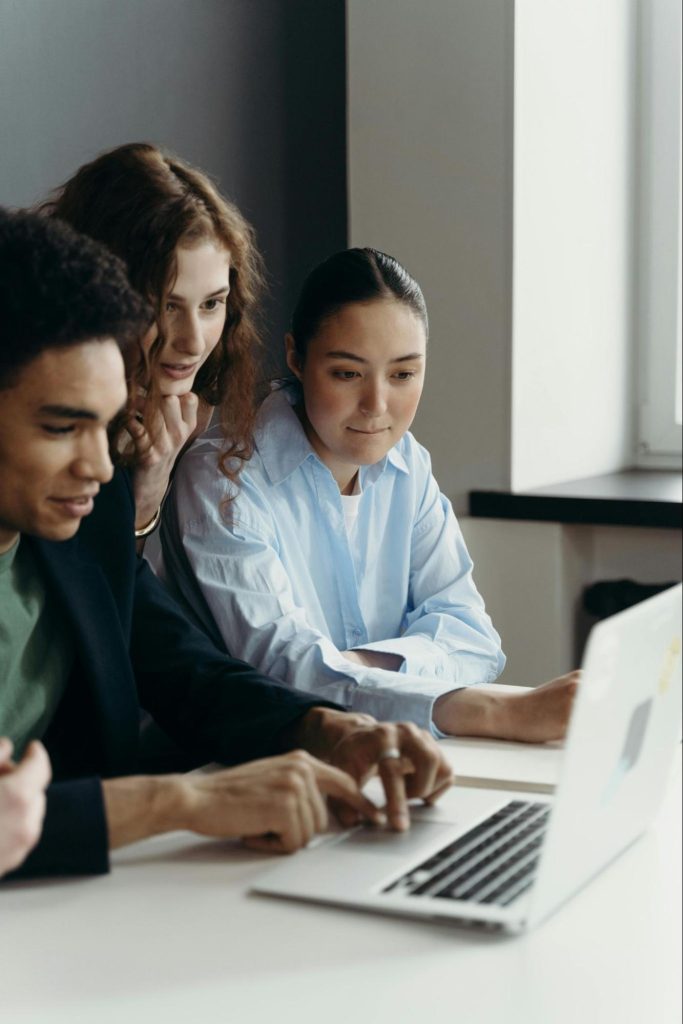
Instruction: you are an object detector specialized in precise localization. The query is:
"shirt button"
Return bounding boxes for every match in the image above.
[352,628,362,638]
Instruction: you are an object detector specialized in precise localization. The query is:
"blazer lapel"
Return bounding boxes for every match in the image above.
[30,536,139,776]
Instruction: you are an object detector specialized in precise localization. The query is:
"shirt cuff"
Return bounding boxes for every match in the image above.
[355,636,451,678]
[345,674,459,732]
[5,778,110,879]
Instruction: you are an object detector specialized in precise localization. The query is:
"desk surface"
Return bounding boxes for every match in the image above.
[2,744,680,1024]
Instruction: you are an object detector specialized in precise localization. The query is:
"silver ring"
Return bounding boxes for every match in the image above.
[377,747,402,762]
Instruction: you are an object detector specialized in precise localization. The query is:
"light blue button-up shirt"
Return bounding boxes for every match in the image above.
[159,389,505,730]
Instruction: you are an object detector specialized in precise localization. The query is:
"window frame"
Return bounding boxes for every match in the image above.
[635,0,682,467]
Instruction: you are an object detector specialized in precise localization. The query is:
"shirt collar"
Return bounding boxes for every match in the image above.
[255,386,410,486]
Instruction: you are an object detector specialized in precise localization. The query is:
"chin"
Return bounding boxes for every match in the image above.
[156,379,195,398]
[36,518,83,542]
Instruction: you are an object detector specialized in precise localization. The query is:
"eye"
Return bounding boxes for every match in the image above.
[164,301,177,314]
[201,296,227,312]
[393,370,416,381]
[332,370,360,381]
[41,424,75,435]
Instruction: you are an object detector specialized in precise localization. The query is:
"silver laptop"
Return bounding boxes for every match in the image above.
[252,583,682,934]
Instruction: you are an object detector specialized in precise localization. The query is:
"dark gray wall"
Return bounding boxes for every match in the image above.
[0,0,346,362]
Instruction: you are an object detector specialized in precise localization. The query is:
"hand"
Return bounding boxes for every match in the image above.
[0,738,52,877]
[128,391,200,530]
[320,715,454,831]
[433,672,580,743]
[504,672,580,742]
[103,750,384,853]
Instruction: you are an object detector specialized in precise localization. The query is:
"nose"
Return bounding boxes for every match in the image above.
[72,429,114,485]
[168,311,205,359]
[359,378,388,418]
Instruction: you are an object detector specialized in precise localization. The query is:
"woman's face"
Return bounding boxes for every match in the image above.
[286,299,427,491]
[144,239,231,396]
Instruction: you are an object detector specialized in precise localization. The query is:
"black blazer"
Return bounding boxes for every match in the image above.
[10,470,335,878]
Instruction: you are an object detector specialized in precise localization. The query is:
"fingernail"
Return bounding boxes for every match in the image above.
[373,811,388,827]
[395,814,410,831]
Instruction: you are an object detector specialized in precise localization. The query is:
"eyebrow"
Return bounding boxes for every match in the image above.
[38,401,127,423]
[324,350,424,364]
[167,285,230,301]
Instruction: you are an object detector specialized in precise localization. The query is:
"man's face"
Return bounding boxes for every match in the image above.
[0,340,128,553]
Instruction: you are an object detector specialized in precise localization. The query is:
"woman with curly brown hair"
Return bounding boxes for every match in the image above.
[40,142,265,544]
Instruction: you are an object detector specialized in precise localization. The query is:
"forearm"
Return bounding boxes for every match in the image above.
[432,675,577,742]
[102,774,185,849]
[433,688,511,738]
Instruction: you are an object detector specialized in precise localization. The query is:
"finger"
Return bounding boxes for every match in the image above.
[295,782,317,848]
[423,775,455,806]
[125,414,155,458]
[159,395,185,432]
[125,413,148,441]
[179,391,199,428]
[0,736,13,765]
[392,724,442,799]
[378,754,410,831]
[15,741,52,789]
[313,760,385,825]
[243,833,291,855]
[303,768,329,835]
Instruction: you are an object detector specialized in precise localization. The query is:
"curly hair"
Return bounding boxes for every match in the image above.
[39,142,266,484]
[0,206,151,389]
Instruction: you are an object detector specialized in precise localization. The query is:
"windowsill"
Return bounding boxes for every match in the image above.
[469,469,682,528]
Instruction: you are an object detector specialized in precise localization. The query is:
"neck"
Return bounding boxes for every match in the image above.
[0,529,20,556]
[339,470,359,495]
[293,402,360,495]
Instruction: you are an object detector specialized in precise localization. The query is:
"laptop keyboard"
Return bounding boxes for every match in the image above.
[383,800,551,907]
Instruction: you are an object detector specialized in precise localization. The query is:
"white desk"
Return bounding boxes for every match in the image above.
[2,740,680,1024]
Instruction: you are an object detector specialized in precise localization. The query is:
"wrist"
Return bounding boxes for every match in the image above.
[134,504,162,537]
[102,774,186,848]
[292,706,375,761]
[433,688,511,738]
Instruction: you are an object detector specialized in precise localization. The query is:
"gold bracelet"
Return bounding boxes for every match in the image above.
[134,505,162,538]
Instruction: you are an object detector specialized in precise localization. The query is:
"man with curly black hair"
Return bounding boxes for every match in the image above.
[0,209,452,879]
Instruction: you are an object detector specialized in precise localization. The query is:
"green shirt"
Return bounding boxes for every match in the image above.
[0,538,73,757]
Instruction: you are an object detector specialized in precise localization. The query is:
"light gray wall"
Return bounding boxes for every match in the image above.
[0,0,347,355]
[348,0,515,510]
[348,0,642,507]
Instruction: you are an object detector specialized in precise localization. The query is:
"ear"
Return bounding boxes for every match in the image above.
[285,333,303,381]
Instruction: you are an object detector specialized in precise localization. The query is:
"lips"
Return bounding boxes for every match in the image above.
[49,493,98,519]
[160,362,199,381]
[347,427,389,435]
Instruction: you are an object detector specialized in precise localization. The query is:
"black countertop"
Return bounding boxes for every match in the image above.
[469,470,682,529]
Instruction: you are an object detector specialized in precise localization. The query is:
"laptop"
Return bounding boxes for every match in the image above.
[252,583,682,934]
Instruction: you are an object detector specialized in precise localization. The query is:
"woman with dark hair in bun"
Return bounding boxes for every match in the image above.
[161,247,579,741]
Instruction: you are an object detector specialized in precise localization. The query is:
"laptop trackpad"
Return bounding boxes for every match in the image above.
[333,820,459,864]
[254,822,465,900]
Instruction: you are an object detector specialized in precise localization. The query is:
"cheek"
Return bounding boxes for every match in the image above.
[204,317,226,355]
[304,378,349,429]
[393,384,423,426]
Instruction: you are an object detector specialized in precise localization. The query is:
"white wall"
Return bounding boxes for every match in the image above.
[461,516,682,684]
[511,0,636,491]
[347,0,515,510]
[348,0,641,506]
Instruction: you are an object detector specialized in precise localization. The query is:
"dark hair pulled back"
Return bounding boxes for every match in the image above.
[290,247,428,365]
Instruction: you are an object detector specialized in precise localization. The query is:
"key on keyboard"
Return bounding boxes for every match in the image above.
[383,800,550,907]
